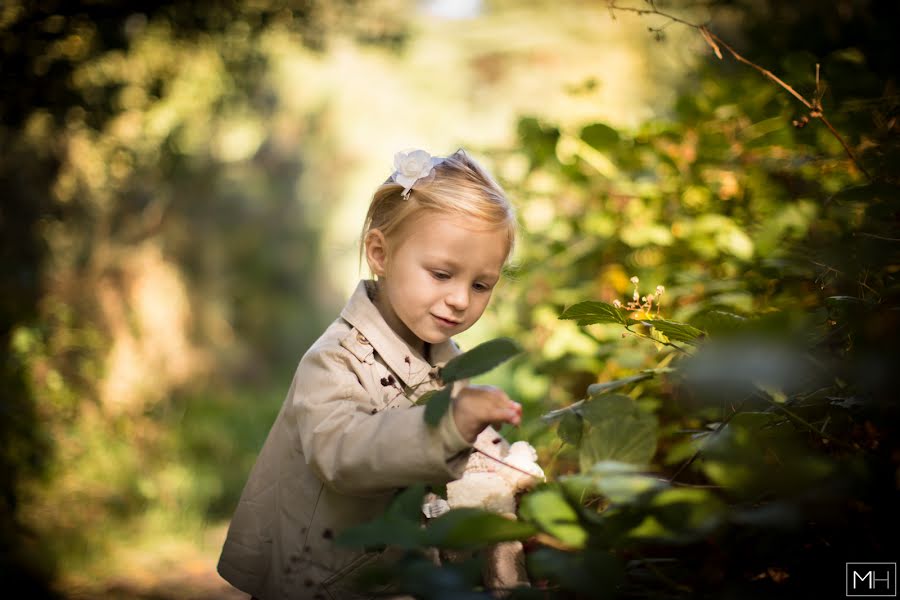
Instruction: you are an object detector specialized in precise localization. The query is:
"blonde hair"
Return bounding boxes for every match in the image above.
[359,149,516,271]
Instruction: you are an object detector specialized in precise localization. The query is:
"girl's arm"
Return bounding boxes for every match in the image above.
[290,347,472,497]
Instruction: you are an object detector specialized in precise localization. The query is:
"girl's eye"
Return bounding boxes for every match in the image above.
[473,282,491,293]
[431,270,450,280]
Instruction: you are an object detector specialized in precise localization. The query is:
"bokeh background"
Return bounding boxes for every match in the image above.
[2,0,897,598]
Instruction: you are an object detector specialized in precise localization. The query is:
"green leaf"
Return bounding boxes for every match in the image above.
[559,301,627,325]
[644,487,725,541]
[586,372,654,397]
[690,310,748,335]
[387,484,428,520]
[576,395,658,467]
[519,487,587,549]
[336,485,428,550]
[644,319,705,344]
[335,518,424,550]
[423,386,452,427]
[422,508,536,549]
[557,412,584,446]
[579,412,658,469]
[579,394,638,423]
[562,461,667,504]
[439,337,522,384]
[580,122,620,151]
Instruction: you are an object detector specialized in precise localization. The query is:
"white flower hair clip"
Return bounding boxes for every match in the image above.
[392,149,444,198]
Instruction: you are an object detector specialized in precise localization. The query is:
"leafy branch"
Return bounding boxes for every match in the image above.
[606,0,872,180]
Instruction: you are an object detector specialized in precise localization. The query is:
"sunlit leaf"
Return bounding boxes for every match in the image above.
[519,487,587,549]
[559,301,627,325]
[643,319,705,344]
[562,461,666,504]
[579,393,640,423]
[579,412,658,469]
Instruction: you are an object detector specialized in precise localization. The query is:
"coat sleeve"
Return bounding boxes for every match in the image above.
[290,346,473,497]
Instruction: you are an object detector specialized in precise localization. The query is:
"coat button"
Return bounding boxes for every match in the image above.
[356,332,369,345]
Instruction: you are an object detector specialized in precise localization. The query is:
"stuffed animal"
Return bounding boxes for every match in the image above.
[446,429,545,513]
[423,427,545,595]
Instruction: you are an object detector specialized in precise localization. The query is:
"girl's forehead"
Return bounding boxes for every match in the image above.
[398,210,509,240]
[391,212,510,265]
[415,215,506,245]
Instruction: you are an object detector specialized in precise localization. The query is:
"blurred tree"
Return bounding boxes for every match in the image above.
[0,0,410,592]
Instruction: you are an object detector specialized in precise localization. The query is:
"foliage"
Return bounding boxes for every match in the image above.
[422,338,523,426]
[339,1,899,597]
[0,0,405,592]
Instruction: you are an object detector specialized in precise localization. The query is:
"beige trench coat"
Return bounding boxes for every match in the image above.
[218,280,473,600]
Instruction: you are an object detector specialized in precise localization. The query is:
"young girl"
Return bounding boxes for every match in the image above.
[218,149,522,600]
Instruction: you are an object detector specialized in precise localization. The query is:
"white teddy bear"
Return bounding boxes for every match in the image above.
[447,430,545,513]
[423,427,545,517]
[422,427,545,594]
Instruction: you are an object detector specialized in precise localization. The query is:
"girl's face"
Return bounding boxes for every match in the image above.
[367,213,510,355]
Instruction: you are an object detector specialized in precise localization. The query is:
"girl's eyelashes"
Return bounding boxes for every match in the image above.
[429,269,494,292]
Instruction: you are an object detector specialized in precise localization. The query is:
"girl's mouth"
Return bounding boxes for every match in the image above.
[432,314,460,328]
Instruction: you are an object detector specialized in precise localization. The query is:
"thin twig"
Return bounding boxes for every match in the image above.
[668,397,748,482]
[762,396,857,451]
[473,447,544,481]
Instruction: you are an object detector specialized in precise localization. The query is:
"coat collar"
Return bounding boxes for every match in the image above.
[340,280,461,390]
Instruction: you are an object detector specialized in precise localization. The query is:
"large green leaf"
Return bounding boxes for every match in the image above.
[579,412,658,469]
[577,395,658,468]
[422,508,536,549]
[519,487,587,549]
[439,337,522,384]
[559,301,627,325]
[423,386,452,427]
[579,393,639,423]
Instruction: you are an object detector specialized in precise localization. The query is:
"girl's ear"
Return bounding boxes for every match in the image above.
[364,229,389,277]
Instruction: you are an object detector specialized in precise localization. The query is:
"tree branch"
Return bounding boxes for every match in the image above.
[606,1,872,180]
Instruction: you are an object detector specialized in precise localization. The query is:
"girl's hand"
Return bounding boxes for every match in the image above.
[451,384,522,443]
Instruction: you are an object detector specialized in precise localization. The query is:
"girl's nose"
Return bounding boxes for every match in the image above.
[445,285,469,311]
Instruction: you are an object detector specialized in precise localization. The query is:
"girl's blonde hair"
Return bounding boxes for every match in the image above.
[360,149,516,270]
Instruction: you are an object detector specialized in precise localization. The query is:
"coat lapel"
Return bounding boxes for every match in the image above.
[340,280,461,392]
